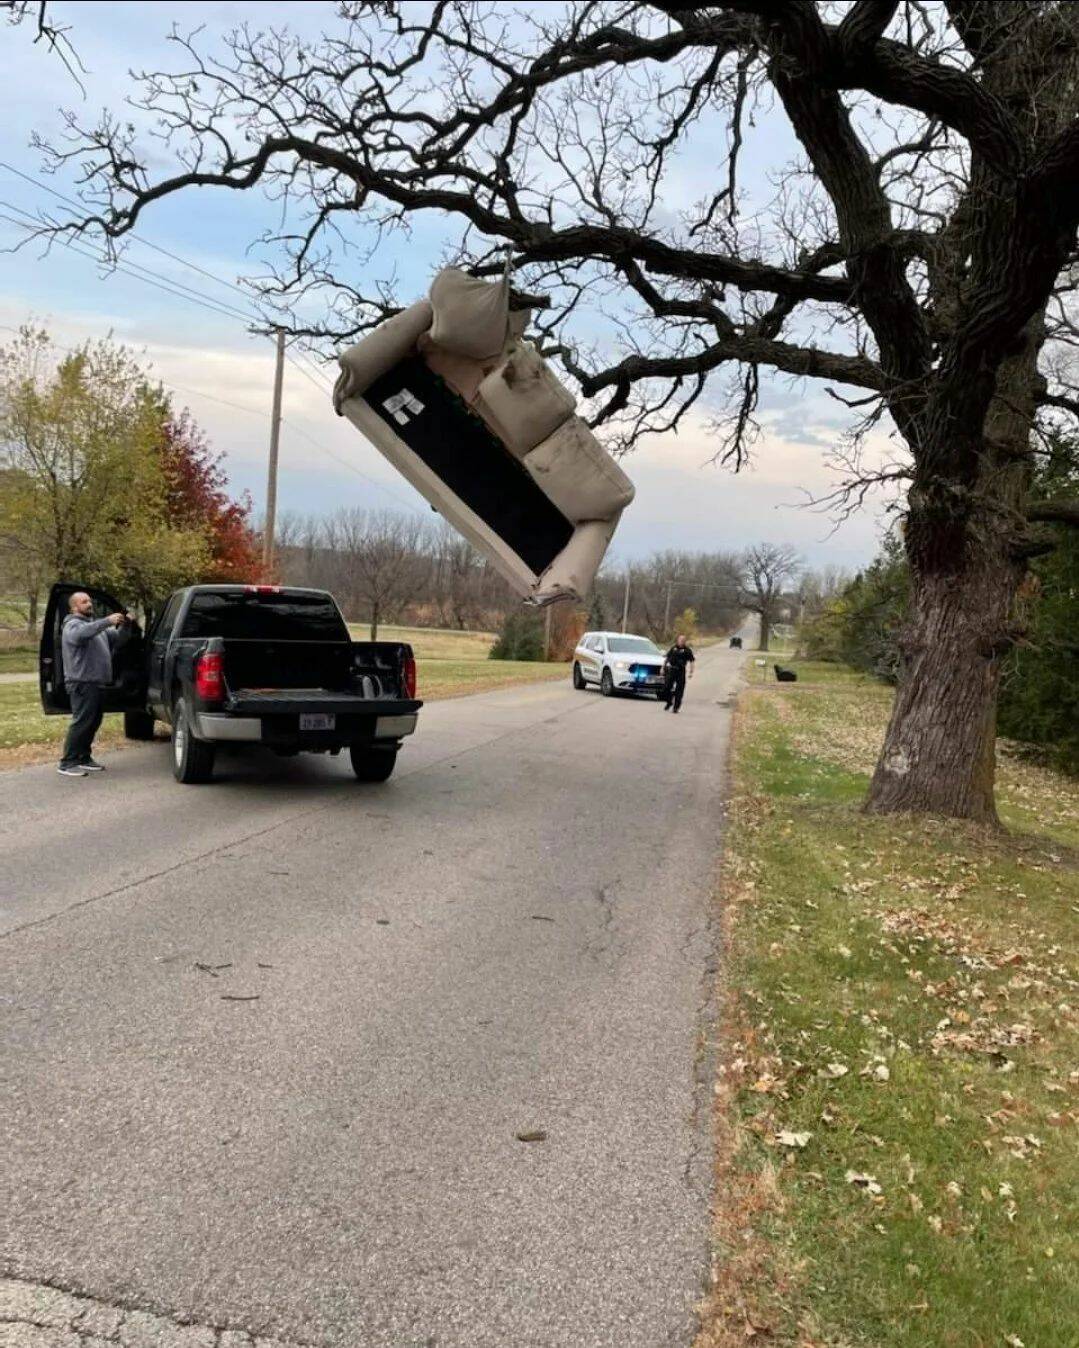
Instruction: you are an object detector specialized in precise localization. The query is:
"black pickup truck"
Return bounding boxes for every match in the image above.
[39,582,422,784]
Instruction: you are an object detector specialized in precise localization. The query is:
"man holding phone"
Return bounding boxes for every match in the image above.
[57,592,130,777]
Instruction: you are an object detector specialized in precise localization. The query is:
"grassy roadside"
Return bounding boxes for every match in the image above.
[699,662,1078,1348]
[0,638,35,673]
[0,656,567,770]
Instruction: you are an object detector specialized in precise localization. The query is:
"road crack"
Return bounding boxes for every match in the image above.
[0,1273,309,1347]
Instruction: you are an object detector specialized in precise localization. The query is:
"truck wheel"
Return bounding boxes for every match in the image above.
[350,745,398,782]
[572,662,585,690]
[600,668,615,697]
[124,709,156,740]
[171,697,216,784]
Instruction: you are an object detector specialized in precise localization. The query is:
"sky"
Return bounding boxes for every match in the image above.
[0,1,900,575]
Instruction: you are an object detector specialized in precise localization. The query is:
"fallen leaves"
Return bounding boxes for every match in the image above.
[702,676,1078,1348]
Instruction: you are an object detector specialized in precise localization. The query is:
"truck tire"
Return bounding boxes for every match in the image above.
[124,709,156,740]
[350,744,398,782]
[600,668,615,697]
[171,697,216,784]
[572,662,585,690]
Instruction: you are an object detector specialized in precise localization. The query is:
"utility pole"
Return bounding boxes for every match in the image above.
[543,604,553,661]
[621,570,631,633]
[262,327,286,573]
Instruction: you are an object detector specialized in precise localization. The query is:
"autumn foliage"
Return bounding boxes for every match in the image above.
[158,412,263,583]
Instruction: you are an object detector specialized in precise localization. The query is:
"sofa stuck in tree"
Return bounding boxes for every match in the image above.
[333,268,634,606]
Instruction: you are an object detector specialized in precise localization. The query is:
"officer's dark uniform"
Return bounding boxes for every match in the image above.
[663,642,695,712]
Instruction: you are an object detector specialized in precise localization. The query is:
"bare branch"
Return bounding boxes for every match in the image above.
[1027,498,1079,528]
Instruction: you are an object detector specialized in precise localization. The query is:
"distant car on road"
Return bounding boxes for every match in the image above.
[572,631,667,698]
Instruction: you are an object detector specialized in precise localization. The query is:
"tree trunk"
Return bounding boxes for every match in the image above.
[866,315,1043,825]
[865,533,1020,826]
[369,600,380,641]
[757,612,769,651]
[27,591,38,636]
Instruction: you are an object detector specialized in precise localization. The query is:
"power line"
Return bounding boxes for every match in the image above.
[0,159,260,308]
[0,204,257,326]
[284,350,334,397]
[0,163,342,383]
[0,172,425,518]
[0,320,270,420]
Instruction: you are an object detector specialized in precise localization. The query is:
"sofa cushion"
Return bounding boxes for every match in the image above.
[473,343,576,458]
[429,268,509,360]
[523,417,635,522]
[416,331,489,404]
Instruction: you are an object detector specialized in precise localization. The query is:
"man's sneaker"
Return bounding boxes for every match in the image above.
[81,759,106,772]
[57,764,88,777]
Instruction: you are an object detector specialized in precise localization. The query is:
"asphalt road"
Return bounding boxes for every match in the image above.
[2,642,746,1348]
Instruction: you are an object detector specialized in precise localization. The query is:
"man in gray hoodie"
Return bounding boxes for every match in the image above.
[58,592,128,777]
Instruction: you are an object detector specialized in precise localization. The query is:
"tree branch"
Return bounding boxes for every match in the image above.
[1028,499,1079,528]
[570,333,885,400]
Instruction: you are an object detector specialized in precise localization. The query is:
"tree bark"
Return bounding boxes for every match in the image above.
[369,599,380,642]
[865,320,1042,825]
[757,612,770,651]
[27,590,38,636]
[864,554,1015,824]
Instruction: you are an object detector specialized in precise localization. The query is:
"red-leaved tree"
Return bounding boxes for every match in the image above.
[158,413,263,582]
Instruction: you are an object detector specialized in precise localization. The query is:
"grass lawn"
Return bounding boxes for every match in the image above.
[0,653,567,769]
[0,641,35,674]
[698,660,1078,1348]
[346,623,498,660]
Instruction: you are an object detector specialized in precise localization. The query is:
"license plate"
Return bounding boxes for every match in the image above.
[300,713,335,731]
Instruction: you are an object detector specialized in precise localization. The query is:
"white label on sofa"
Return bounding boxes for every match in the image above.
[382,390,425,425]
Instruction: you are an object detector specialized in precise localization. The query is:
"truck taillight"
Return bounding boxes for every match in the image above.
[195,651,225,703]
[403,654,417,700]
[244,584,281,594]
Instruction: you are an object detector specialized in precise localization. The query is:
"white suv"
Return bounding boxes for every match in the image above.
[572,631,667,698]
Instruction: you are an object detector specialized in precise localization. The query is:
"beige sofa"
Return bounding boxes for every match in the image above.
[333,269,634,605]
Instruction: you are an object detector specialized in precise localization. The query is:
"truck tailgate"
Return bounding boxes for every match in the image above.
[226,689,422,717]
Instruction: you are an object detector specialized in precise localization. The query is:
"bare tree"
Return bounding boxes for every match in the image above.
[320,507,425,639]
[739,544,802,651]
[427,519,490,630]
[36,2,1079,821]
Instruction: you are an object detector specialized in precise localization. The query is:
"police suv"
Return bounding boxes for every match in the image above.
[571,631,667,698]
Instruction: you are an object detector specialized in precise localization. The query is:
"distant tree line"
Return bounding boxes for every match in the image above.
[275,511,797,644]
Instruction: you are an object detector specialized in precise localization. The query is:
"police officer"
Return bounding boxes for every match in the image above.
[662,633,695,712]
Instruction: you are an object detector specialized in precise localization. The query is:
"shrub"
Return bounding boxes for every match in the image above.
[489,608,544,661]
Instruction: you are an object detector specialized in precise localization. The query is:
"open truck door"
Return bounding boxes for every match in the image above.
[39,582,147,715]
[333,268,634,607]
